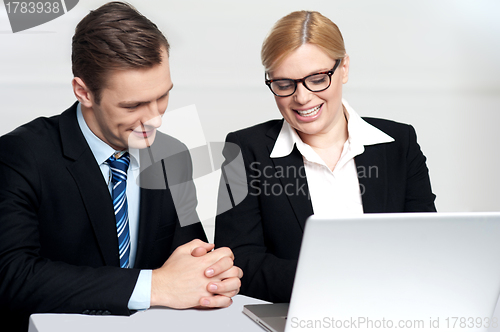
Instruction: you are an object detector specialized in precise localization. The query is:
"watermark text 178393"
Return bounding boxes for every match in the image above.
[5,2,60,14]
[3,0,79,33]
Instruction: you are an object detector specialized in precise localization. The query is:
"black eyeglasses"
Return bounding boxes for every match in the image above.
[265,59,342,97]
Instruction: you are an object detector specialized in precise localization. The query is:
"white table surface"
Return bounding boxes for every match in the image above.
[28,295,269,332]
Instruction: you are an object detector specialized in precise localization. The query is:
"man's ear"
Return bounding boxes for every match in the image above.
[72,77,94,108]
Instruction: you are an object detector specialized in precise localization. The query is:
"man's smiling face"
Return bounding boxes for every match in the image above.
[80,46,172,150]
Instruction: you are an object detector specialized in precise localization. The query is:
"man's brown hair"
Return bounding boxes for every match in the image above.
[72,1,169,104]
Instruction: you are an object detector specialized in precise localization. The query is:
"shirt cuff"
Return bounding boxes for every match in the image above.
[127,269,152,310]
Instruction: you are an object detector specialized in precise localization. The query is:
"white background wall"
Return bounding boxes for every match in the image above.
[1,0,499,241]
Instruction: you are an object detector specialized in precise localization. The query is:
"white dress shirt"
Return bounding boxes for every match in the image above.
[270,100,394,217]
[76,103,151,310]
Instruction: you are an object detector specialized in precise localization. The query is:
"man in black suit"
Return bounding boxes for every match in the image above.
[0,2,241,331]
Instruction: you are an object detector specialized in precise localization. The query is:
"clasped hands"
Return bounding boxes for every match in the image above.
[151,239,243,309]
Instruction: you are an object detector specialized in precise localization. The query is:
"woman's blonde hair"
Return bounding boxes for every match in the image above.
[261,11,346,73]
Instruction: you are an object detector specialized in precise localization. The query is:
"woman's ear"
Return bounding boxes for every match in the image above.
[341,54,350,84]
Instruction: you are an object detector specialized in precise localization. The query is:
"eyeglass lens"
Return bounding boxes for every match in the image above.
[270,72,330,97]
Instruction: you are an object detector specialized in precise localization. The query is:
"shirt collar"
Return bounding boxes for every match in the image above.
[76,103,140,169]
[270,99,394,159]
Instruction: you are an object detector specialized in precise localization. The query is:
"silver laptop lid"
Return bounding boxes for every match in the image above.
[243,303,288,332]
[286,212,500,331]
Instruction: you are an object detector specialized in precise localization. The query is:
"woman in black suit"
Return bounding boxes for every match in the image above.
[215,10,436,303]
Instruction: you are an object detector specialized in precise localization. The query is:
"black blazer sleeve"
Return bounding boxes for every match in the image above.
[215,131,299,303]
[402,123,436,211]
[215,118,436,304]
[358,118,436,213]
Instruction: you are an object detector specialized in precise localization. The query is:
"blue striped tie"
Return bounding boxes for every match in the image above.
[106,152,131,268]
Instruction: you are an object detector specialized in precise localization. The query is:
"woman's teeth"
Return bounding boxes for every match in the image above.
[296,104,321,117]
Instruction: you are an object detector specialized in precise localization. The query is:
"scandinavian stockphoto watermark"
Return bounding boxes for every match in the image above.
[3,0,79,33]
[289,316,499,330]
[248,162,379,197]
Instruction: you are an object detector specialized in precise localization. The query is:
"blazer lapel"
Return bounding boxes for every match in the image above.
[60,104,120,267]
[133,147,167,268]
[355,144,389,213]
[266,121,313,231]
[134,188,162,268]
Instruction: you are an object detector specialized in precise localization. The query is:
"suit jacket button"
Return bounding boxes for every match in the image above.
[96,310,103,315]
[103,310,111,315]
[89,310,96,315]
[82,310,90,315]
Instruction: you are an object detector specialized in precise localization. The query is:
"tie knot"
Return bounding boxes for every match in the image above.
[106,152,130,183]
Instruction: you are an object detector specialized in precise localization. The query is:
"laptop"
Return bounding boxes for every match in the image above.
[243,212,500,331]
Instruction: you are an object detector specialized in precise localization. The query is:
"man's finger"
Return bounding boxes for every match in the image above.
[210,266,243,280]
[205,255,234,277]
[199,295,233,308]
[191,246,210,257]
[207,276,241,296]
[186,240,214,254]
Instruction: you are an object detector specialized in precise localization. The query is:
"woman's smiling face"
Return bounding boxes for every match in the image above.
[269,43,350,139]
